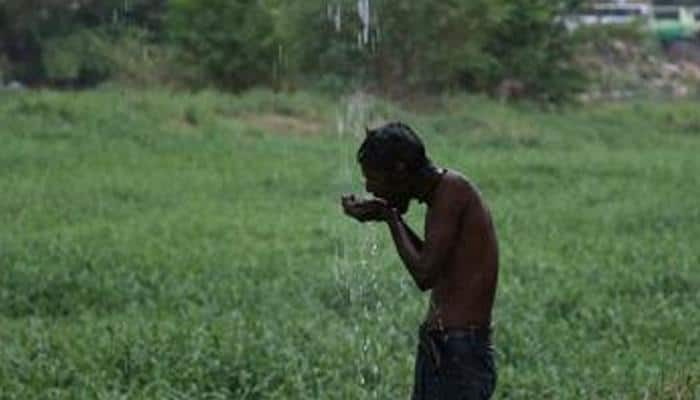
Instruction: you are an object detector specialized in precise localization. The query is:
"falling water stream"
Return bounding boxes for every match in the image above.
[327,2,392,395]
[332,90,380,308]
[331,85,397,397]
[325,0,374,45]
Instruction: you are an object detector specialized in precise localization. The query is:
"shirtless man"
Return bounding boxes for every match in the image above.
[341,122,499,399]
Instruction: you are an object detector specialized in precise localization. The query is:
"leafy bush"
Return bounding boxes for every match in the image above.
[0,0,168,85]
[1,0,588,100]
[482,0,587,102]
[43,29,112,86]
[166,0,278,90]
[279,0,498,93]
[44,27,186,88]
[281,0,586,101]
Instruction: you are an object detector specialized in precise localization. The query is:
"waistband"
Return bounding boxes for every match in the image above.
[420,322,492,343]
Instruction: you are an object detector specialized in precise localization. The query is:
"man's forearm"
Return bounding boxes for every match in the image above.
[385,209,433,291]
[401,217,423,251]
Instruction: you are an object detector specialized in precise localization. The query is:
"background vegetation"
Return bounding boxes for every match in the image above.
[2,1,699,398]
[0,0,587,100]
[1,89,699,398]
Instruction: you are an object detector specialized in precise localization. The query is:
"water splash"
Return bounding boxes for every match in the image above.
[336,91,374,138]
[327,0,373,46]
[335,3,343,32]
[357,0,371,45]
[335,91,375,187]
[327,2,343,32]
[331,92,383,305]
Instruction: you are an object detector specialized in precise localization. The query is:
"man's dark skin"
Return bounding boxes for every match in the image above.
[341,162,498,330]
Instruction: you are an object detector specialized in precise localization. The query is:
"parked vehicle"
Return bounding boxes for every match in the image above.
[564,3,700,42]
[650,6,698,42]
[563,3,651,30]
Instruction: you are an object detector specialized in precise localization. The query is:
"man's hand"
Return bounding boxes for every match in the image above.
[341,194,390,223]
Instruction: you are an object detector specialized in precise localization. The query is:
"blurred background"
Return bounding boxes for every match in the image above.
[1,0,700,100]
[1,1,699,399]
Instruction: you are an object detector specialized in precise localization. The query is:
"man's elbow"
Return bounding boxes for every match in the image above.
[414,263,439,292]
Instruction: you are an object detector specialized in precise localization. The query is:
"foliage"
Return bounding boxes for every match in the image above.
[372,0,502,93]
[42,28,112,85]
[0,0,167,85]
[280,0,586,100]
[166,0,278,90]
[43,27,182,88]
[482,0,587,101]
[0,89,699,398]
[0,0,593,100]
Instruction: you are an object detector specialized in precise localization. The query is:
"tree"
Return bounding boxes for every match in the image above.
[167,0,278,90]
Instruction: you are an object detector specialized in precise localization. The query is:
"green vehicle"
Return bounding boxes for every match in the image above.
[650,6,699,42]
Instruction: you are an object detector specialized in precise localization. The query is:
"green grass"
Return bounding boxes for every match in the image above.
[1,88,699,399]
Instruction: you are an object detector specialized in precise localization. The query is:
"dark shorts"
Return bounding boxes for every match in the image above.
[411,324,496,400]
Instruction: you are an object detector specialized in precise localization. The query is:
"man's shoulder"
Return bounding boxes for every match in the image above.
[435,169,475,206]
[442,169,474,195]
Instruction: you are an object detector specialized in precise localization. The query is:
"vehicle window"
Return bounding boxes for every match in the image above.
[592,8,644,18]
[655,10,679,20]
[611,9,633,17]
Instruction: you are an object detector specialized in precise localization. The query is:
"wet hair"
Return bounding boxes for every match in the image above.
[357,122,432,173]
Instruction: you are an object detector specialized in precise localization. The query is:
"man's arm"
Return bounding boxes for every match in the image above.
[400,218,424,251]
[384,184,466,291]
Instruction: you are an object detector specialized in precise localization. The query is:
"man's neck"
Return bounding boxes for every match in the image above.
[414,166,445,206]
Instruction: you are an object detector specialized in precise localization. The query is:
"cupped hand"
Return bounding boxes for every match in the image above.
[341,194,390,223]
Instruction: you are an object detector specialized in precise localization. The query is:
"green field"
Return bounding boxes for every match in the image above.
[1,89,699,399]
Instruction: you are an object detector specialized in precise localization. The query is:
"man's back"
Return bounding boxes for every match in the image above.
[425,169,499,329]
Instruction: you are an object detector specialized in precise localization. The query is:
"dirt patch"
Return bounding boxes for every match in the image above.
[240,113,327,136]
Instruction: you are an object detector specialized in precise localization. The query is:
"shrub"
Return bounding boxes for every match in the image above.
[166,0,278,91]
[482,0,587,102]
[1,0,588,100]
[42,29,112,86]
[0,0,168,85]
[281,0,586,101]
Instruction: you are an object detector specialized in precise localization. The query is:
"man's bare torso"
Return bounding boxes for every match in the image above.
[425,170,499,329]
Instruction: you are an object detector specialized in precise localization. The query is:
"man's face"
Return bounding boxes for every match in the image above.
[361,163,411,214]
